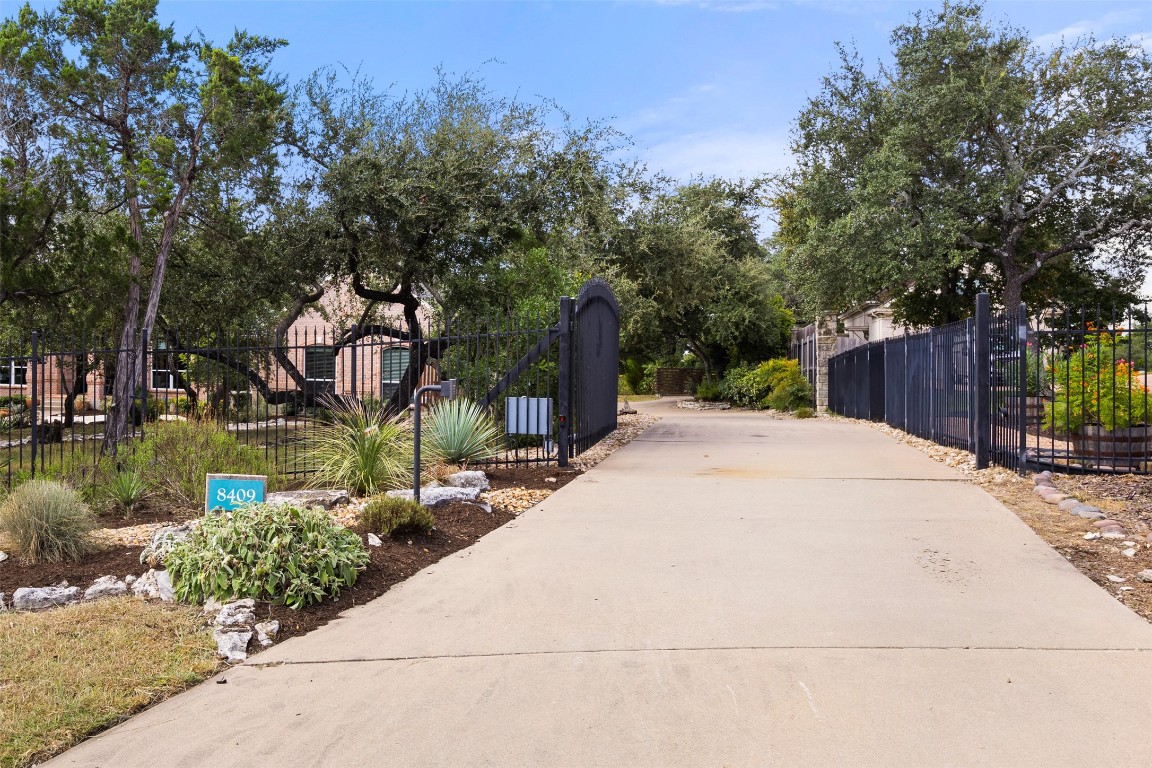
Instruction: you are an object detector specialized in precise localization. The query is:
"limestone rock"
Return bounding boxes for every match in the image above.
[0,550,8,563]
[255,620,280,647]
[1072,507,1105,520]
[1057,499,1081,511]
[1135,569,1152,583]
[124,574,137,586]
[214,628,252,663]
[1043,493,1069,504]
[155,569,174,602]
[140,522,197,567]
[386,486,480,507]
[366,533,382,547]
[132,569,163,600]
[13,585,81,611]
[84,575,128,601]
[1102,531,1126,539]
[0,592,6,611]
[444,471,490,491]
[215,598,256,627]
[266,489,350,510]
[1106,574,1126,583]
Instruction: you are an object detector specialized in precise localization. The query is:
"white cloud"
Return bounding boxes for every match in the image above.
[1033,10,1143,48]
[642,129,793,181]
[1129,33,1152,53]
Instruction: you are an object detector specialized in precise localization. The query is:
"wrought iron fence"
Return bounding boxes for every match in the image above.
[1,281,622,490]
[827,292,1152,475]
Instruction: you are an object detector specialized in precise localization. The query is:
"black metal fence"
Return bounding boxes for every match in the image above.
[1,281,622,490]
[828,292,1152,475]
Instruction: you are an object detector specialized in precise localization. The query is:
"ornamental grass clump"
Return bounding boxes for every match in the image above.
[0,479,96,564]
[360,495,436,536]
[305,395,413,495]
[166,503,369,609]
[424,397,500,465]
[1044,330,1150,434]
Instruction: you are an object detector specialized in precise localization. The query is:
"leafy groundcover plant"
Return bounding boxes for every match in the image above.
[166,503,369,609]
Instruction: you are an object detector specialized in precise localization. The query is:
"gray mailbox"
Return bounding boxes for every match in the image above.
[505,396,553,435]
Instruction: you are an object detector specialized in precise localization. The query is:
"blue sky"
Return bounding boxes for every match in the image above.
[135,0,1149,182]
[13,1,1151,180]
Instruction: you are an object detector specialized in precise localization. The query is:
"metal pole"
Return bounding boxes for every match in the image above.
[1018,303,1029,473]
[349,323,358,399]
[412,380,457,503]
[557,296,572,468]
[30,331,38,478]
[974,293,991,469]
[140,328,149,442]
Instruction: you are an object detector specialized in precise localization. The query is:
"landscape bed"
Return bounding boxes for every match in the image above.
[0,411,657,768]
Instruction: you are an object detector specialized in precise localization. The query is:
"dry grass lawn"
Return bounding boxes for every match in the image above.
[0,597,219,768]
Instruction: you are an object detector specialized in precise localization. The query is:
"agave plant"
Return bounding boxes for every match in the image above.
[304,395,413,496]
[104,470,149,518]
[424,397,501,465]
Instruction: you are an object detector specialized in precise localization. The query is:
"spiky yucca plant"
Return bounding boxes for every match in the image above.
[424,397,501,465]
[305,395,413,496]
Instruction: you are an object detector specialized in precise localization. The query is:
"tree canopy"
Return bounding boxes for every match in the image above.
[774,1,1152,324]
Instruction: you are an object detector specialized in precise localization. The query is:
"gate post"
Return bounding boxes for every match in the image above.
[557,296,573,468]
[815,312,837,411]
[974,293,991,469]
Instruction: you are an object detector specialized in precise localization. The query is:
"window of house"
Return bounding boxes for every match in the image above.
[381,346,408,400]
[0,359,28,386]
[304,346,337,382]
[151,344,188,390]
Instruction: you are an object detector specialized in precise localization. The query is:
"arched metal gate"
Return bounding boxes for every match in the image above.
[560,279,620,460]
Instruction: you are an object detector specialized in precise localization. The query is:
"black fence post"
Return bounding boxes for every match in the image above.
[140,328,149,443]
[30,331,38,478]
[349,323,358,399]
[556,296,572,468]
[1017,302,1029,473]
[974,293,991,469]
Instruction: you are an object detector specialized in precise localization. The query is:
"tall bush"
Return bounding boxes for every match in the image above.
[122,419,279,508]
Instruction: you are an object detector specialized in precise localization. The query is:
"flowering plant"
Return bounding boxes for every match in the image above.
[1043,331,1150,433]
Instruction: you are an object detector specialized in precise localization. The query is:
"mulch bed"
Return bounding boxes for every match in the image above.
[1,465,581,643]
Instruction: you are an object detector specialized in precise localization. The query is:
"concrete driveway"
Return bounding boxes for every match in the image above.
[47,399,1152,767]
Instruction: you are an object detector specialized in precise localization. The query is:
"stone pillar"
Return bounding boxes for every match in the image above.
[814,312,838,411]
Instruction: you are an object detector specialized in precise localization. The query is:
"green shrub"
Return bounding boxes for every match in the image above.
[620,358,656,396]
[0,479,96,564]
[424,397,500,465]
[167,503,369,609]
[720,359,812,411]
[305,395,412,495]
[694,378,724,402]
[103,470,149,518]
[794,406,815,419]
[124,419,279,508]
[360,495,436,536]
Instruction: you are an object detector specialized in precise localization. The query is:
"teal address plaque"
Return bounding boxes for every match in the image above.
[205,473,267,513]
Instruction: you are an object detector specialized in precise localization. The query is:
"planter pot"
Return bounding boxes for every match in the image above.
[1073,424,1152,470]
[1024,396,1048,426]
